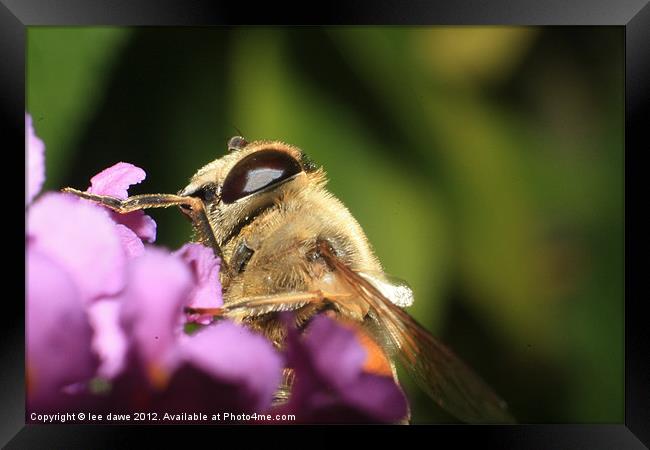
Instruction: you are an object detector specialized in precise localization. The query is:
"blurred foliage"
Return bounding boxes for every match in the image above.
[27,26,623,423]
[27,28,131,186]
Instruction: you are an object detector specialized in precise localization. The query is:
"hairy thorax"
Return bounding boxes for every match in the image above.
[219,185,382,344]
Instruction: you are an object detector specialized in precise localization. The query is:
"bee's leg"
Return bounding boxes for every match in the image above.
[61,188,198,213]
[184,290,352,319]
[62,188,228,269]
[272,368,295,406]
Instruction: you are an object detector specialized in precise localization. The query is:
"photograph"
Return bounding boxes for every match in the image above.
[25,26,623,425]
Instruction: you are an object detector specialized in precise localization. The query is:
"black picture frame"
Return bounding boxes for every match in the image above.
[3,0,647,447]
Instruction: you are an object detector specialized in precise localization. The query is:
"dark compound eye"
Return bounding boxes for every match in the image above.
[197,185,217,203]
[221,149,302,204]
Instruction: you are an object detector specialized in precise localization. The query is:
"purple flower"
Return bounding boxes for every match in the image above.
[26,114,45,206]
[26,123,165,390]
[177,322,282,409]
[112,246,281,413]
[118,247,194,387]
[280,314,409,423]
[174,243,223,324]
[26,114,132,409]
[28,193,127,303]
[87,162,158,256]
[26,248,98,410]
[87,300,128,379]
[156,322,283,415]
[87,161,146,200]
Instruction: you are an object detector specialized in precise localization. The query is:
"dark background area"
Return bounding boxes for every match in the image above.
[27,26,624,423]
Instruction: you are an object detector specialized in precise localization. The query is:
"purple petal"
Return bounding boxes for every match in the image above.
[87,300,128,379]
[174,243,222,324]
[26,113,45,206]
[87,162,157,243]
[114,224,145,259]
[112,211,157,243]
[27,248,98,405]
[302,315,367,390]
[169,321,283,412]
[88,162,146,199]
[27,192,127,303]
[119,247,192,386]
[339,373,410,421]
[284,314,409,423]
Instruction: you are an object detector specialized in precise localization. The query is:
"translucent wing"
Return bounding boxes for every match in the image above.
[318,243,515,423]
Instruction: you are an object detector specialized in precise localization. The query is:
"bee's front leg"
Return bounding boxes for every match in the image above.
[184,290,352,320]
[61,187,227,269]
[61,188,199,213]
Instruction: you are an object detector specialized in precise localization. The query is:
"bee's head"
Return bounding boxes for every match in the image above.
[178,137,323,246]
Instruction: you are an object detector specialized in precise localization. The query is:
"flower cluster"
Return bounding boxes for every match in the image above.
[25,114,409,423]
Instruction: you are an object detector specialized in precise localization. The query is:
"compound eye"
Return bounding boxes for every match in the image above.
[221,149,302,204]
[194,184,217,203]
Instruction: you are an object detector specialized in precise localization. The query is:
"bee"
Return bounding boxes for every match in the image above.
[63,136,514,423]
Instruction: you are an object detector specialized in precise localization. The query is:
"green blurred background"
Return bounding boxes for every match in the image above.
[27,27,623,424]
